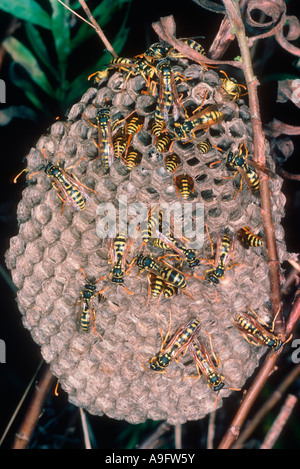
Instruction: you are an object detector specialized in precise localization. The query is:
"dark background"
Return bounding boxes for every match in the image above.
[0,0,300,449]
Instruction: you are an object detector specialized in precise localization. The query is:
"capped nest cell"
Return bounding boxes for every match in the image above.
[5,41,288,425]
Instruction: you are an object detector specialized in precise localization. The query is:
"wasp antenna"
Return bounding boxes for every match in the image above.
[13,168,28,184]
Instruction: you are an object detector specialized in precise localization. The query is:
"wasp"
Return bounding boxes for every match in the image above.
[165,153,181,173]
[233,310,283,351]
[138,205,161,247]
[123,147,142,171]
[188,339,225,392]
[109,55,157,91]
[147,273,165,302]
[135,253,163,276]
[154,59,184,125]
[113,111,144,158]
[172,105,224,141]
[174,173,194,199]
[237,226,264,249]
[167,38,206,58]
[220,70,247,101]
[155,131,173,153]
[163,283,178,299]
[108,231,134,294]
[226,141,274,197]
[25,149,96,214]
[198,138,212,154]
[156,232,200,268]
[76,268,107,334]
[88,68,109,82]
[194,227,236,289]
[148,317,201,373]
[83,106,115,170]
[147,273,176,305]
[113,128,127,158]
[135,253,189,294]
[139,42,171,60]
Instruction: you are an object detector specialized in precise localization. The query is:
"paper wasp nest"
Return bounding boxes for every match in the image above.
[5,45,288,424]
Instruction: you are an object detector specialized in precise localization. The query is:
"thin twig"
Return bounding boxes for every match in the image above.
[57,0,118,58]
[11,364,55,449]
[221,0,283,334]
[207,409,216,449]
[0,360,44,447]
[232,363,300,448]
[174,424,182,449]
[218,291,300,449]
[79,408,92,449]
[260,394,298,449]
[137,422,171,449]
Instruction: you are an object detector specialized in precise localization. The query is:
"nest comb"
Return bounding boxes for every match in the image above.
[5,44,288,425]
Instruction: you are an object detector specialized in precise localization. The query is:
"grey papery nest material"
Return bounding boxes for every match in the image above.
[5,51,288,424]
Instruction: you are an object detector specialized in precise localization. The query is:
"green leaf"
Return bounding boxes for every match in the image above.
[49,0,72,99]
[0,0,51,29]
[24,22,57,79]
[9,65,47,113]
[3,36,55,97]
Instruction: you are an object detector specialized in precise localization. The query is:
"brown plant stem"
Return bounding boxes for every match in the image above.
[222,0,283,333]
[11,364,55,449]
[232,362,300,448]
[218,291,300,449]
[57,0,118,58]
[260,393,298,449]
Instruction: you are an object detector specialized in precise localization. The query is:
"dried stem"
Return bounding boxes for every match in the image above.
[260,394,298,449]
[232,363,300,448]
[222,0,283,333]
[218,290,300,449]
[11,364,55,449]
[57,0,118,58]
[137,422,171,449]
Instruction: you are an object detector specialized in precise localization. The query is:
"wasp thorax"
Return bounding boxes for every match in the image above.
[6,39,288,425]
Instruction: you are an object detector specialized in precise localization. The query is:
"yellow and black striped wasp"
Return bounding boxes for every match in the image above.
[154,58,185,125]
[195,227,237,292]
[198,138,212,154]
[237,226,264,249]
[76,268,108,334]
[123,147,143,171]
[113,127,127,159]
[139,205,160,247]
[156,231,200,269]
[147,273,177,304]
[233,309,283,352]
[175,173,194,199]
[147,273,165,305]
[20,149,96,215]
[146,316,201,373]
[83,105,115,170]
[135,253,192,297]
[139,42,172,60]
[172,105,224,141]
[226,141,275,198]
[188,338,225,392]
[108,231,134,295]
[219,70,247,101]
[164,153,181,173]
[155,131,174,153]
[167,38,206,59]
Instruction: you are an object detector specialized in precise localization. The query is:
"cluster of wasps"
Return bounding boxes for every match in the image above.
[15,39,284,397]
